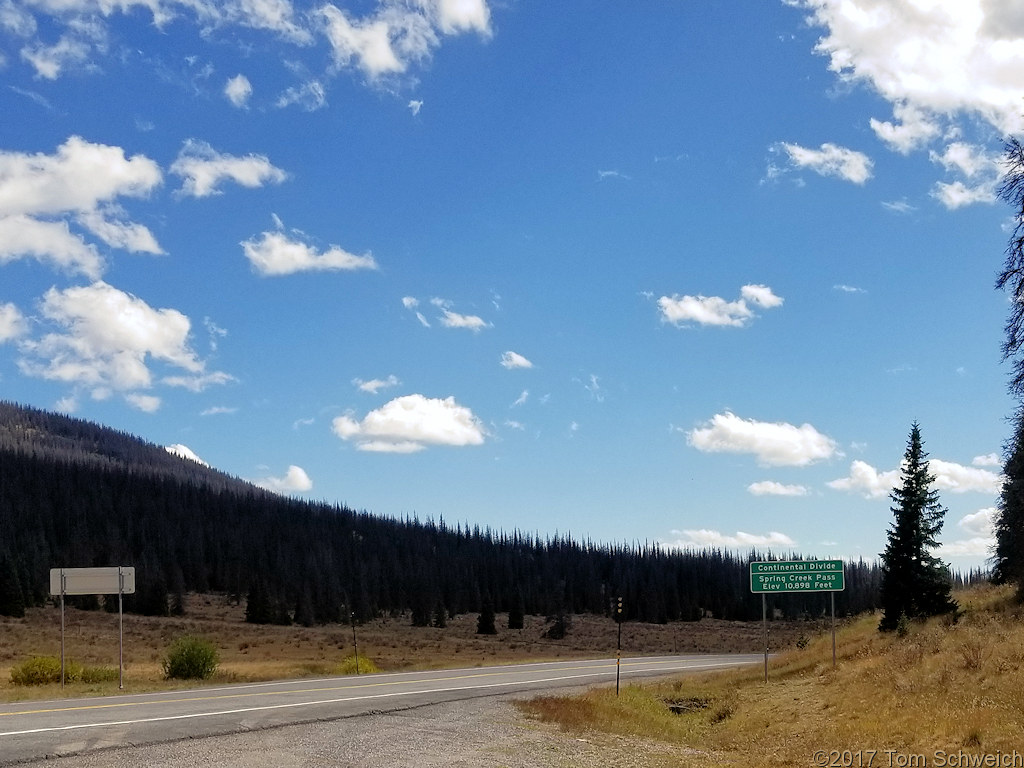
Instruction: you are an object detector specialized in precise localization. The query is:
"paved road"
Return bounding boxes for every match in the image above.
[0,654,760,765]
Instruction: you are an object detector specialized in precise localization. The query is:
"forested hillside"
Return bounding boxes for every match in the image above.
[0,401,897,625]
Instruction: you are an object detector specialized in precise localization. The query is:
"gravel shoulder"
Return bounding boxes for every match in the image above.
[13,689,710,768]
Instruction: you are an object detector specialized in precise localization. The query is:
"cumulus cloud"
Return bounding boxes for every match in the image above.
[796,0,1024,140]
[353,374,400,394]
[687,412,837,467]
[0,136,162,277]
[255,464,313,494]
[439,308,490,331]
[16,281,232,408]
[224,74,253,107]
[827,460,901,498]
[171,140,287,198]
[829,458,1002,498]
[242,230,378,275]
[930,459,1002,494]
[973,453,1001,467]
[658,284,783,328]
[940,507,997,557]
[318,0,490,81]
[775,142,873,184]
[165,443,209,466]
[747,481,811,497]
[0,303,26,342]
[500,351,533,369]
[332,393,486,453]
[665,528,797,551]
[403,297,490,330]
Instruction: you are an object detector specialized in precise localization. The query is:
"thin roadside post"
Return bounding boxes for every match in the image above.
[615,596,623,696]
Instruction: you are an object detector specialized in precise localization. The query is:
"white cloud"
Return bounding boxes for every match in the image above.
[881,199,916,214]
[973,453,1001,467]
[940,508,997,557]
[408,99,423,115]
[125,392,161,412]
[740,284,784,308]
[201,406,237,416]
[747,481,811,497]
[0,136,162,277]
[354,374,400,394]
[21,31,95,80]
[931,180,996,209]
[658,284,783,328]
[828,458,1002,498]
[777,142,873,184]
[930,459,1002,494]
[332,393,486,453]
[959,507,997,538]
[171,140,287,198]
[439,308,490,331]
[165,443,209,466]
[666,528,797,551]
[0,303,26,342]
[242,230,378,275]
[16,281,231,408]
[317,0,490,81]
[500,351,533,369]
[255,464,313,494]
[827,460,901,498]
[512,390,529,407]
[224,74,253,107]
[796,0,1024,140]
[687,412,838,467]
[275,79,327,111]
[870,103,940,154]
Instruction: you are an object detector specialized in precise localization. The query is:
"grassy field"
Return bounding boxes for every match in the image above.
[517,584,1024,767]
[0,594,820,701]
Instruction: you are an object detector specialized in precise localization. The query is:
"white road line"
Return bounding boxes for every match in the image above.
[0,659,754,738]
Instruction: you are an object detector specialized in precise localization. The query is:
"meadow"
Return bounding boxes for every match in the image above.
[517,584,1024,767]
[0,594,818,701]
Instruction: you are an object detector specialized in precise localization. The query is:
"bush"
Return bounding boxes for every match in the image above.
[81,665,120,683]
[336,655,379,675]
[11,656,81,685]
[162,636,219,680]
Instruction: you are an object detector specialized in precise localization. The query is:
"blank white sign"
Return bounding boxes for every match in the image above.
[49,567,136,596]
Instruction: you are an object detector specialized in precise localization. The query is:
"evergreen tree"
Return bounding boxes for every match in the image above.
[0,556,26,618]
[507,591,525,630]
[431,600,447,628]
[879,423,957,631]
[997,138,1024,397]
[993,408,1024,599]
[476,596,497,635]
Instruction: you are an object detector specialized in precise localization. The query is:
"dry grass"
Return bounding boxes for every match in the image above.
[0,593,818,702]
[518,585,1024,766]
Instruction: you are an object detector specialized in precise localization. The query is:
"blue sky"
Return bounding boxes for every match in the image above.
[1,0,1020,570]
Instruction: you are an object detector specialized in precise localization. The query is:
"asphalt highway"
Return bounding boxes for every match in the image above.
[0,654,761,765]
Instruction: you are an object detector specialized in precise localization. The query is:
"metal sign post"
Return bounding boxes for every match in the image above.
[615,596,623,697]
[49,567,136,691]
[749,560,845,682]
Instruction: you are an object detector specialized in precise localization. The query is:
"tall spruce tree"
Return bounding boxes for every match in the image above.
[879,423,957,631]
[993,408,1024,599]
[995,142,1024,590]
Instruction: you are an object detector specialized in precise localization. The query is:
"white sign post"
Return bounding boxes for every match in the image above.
[49,567,136,689]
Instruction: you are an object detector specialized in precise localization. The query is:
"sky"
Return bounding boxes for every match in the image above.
[1,0,1022,571]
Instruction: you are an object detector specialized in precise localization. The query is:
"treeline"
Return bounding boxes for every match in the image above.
[0,402,952,626]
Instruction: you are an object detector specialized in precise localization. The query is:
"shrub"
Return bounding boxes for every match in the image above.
[81,665,120,683]
[336,655,380,675]
[162,636,219,680]
[11,656,81,685]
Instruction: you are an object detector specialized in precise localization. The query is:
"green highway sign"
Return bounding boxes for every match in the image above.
[749,560,845,593]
